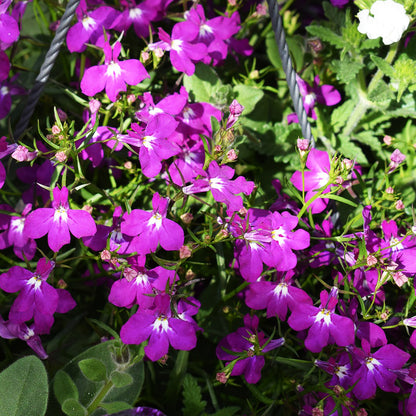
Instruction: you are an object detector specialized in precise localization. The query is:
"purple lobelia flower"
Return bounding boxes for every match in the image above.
[216,314,284,384]
[245,270,313,320]
[110,0,157,38]
[287,75,341,124]
[256,210,310,272]
[24,186,97,252]
[184,5,241,65]
[120,294,199,361]
[148,23,207,76]
[81,40,149,102]
[288,287,355,353]
[0,76,25,120]
[121,192,184,255]
[290,148,335,214]
[0,203,36,260]
[121,113,179,178]
[348,338,410,400]
[0,0,19,49]
[109,261,176,310]
[66,0,116,53]
[0,315,48,359]
[0,258,76,334]
[182,160,255,213]
[230,209,271,281]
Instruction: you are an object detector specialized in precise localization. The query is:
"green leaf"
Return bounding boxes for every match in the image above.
[324,193,358,207]
[99,401,132,413]
[54,370,79,405]
[265,31,282,70]
[331,58,364,84]
[110,371,133,388]
[51,341,144,415]
[331,99,356,133]
[62,398,87,416]
[370,54,395,78]
[392,54,416,101]
[232,85,264,115]
[210,407,240,416]
[368,80,394,104]
[182,374,207,416]
[183,63,222,103]
[0,355,48,416]
[306,25,348,49]
[78,358,107,382]
[338,138,368,164]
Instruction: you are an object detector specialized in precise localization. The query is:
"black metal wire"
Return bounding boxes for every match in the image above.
[267,0,315,148]
[14,0,81,139]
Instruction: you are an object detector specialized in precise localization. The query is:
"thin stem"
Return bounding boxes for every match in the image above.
[86,379,114,414]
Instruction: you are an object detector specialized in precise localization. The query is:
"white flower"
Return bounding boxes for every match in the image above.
[357,0,410,45]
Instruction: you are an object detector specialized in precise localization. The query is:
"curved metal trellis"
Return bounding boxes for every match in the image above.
[14,0,81,139]
[267,0,315,148]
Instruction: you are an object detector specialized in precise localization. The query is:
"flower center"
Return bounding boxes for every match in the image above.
[142,135,155,149]
[199,23,213,37]
[148,212,162,229]
[129,7,143,19]
[171,39,183,52]
[365,356,380,371]
[106,62,122,78]
[54,205,68,223]
[27,274,42,290]
[10,217,25,234]
[315,308,332,325]
[271,227,287,244]
[82,16,96,31]
[209,177,224,191]
[182,106,195,122]
[153,315,169,332]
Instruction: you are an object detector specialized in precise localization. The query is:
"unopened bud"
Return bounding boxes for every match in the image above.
[57,109,67,121]
[124,161,133,169]
[57,279,67,289]
[55,151,67,162]
[154,48,164,58]
[124,267,138,282]
[383,135,393,145]
[179,245,192,259]
[100,249,111,261]
[297,138,309,151]
[82,205,93,214]
[395,200,405,210]
[226,149,238,161]
[216,372,228,384]
[141,51,150,61]
[51,125,61,135]
[180,212,193,225]
[386,186,394,194]
[366,254,377,266]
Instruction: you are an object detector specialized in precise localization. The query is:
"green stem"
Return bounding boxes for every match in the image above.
[86,379,113,414]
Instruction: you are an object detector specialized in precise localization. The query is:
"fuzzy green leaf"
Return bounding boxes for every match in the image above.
[331,99,356,133]
[331,58,364,84]
[210,407,241,416]
[62,399,87,416]
[0,355,48,416]
[99,401,132,413]
[54,370,79,405]
[232,85,264,115]
[110,371,133,388]
[182,374,207,416]
[370,54,395,78]
[183,63,222,103]
[306,25,348,49]
[78,358,107,382]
